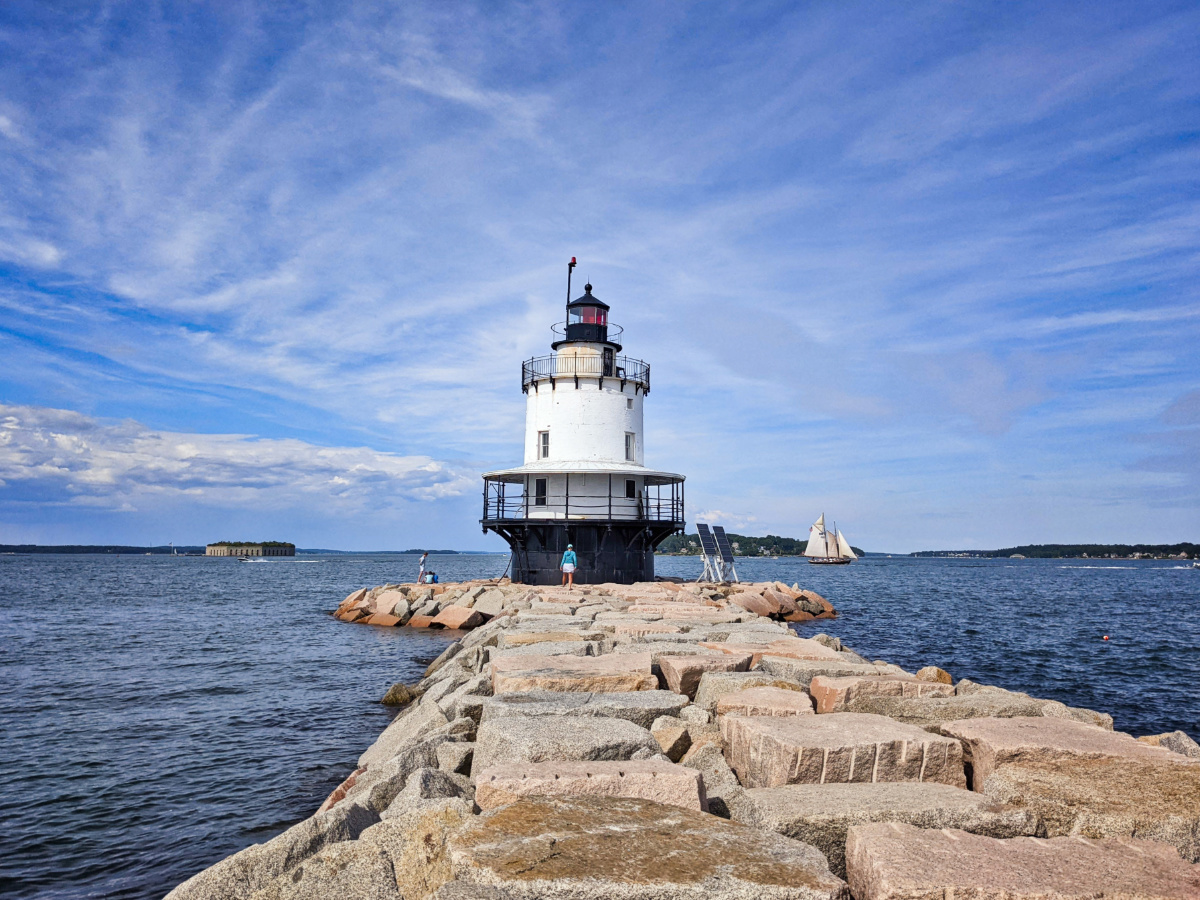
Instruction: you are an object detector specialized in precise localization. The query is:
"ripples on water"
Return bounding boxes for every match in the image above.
[1,552,1196,899]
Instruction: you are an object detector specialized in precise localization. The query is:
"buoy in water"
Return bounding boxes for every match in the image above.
[1103,635,1109,641]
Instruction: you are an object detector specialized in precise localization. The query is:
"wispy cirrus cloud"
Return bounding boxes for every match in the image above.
[0,1,1197,549]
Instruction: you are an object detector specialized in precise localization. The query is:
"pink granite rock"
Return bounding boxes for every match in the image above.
[845,823,1200,900]
[500,631,602,647]
[491,652,658,694]
[337,588,368,614]
[364,612,402,627]
[474,759,706,812]
[722,712,966,789]
[809,675,955,713]
[431,606,485,630]
[716,686,815,718]
[940,716,1194,788]
[727,591,774,617]
[658,653,753,699]
[698,642,776,666]
[611,622,683,637]
[374,590,408,616]
[652,723,692,762]
[763,589,799,615]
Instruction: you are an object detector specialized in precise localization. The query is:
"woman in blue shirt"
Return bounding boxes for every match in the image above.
[559,544,577,588]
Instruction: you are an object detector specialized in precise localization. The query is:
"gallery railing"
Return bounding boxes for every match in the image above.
[522,353,650,393]
[482,477,683,524]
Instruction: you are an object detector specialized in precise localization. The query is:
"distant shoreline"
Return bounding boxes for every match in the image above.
[0,545,497,556]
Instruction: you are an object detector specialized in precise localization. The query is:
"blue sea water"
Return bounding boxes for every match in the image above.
[0,552,1197,900]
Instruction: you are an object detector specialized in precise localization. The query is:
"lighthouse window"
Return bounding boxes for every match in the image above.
[568,306,607,326]
[626,398,633,409]
[625,432,635,461]
[534,478,547,506]
[539,431,550,459]
[625,479,636,499]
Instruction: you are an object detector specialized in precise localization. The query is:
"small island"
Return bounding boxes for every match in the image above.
[205,541,296,557]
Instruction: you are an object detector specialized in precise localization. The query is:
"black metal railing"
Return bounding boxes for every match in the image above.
[522,353,650,393]
[482,476,683,524]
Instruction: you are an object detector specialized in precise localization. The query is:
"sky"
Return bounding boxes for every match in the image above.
[0,1,1197,553]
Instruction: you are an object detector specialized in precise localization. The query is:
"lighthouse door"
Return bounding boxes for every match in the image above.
[603,348,614,377]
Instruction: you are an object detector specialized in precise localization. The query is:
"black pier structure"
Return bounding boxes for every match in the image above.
[481,470,684,585]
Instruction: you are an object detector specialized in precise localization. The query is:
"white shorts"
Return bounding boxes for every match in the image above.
[561,563,576,573]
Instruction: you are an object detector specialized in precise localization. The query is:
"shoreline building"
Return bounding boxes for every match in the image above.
[481,266,685,584]
[205,542,296,557]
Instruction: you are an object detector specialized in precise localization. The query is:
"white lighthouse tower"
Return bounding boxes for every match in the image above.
[482,262,686,584]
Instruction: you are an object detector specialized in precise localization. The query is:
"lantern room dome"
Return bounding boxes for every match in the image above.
[567,283,609,312]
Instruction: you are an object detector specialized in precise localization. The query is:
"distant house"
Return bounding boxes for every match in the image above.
[206,542,295,557]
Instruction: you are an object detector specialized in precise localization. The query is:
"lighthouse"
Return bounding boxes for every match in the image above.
[481,263,685,584]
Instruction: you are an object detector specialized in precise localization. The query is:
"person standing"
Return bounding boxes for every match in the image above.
[559,544,577,588]
[417,552,428,585]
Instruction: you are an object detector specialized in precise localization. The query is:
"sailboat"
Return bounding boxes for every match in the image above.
[805,514,856,565]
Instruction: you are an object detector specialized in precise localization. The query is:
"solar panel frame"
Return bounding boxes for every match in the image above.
[712,526,736,563]
[696,523,719,557]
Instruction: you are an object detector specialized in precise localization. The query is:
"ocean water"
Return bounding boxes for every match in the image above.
[1,552,1197,900]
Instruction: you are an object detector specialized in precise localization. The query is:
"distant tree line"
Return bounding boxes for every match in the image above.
[910,543,1197,559]
[0,545,206,554]
[658,533,865,557]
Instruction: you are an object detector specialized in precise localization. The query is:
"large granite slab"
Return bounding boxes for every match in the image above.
[448,797,849,900]
[659,653,753,698]
[694,671,808,711]
[808,675,954,713]
[757,656,906,688]
[940,716,1193,787]
[983,754,1200,862]
[733,782,1037,878]
[474,760,705,812]
[472,715,659,772]
[490,652,657,694]
[716,686,815,718]
[845,823,1200,900]
[721,712,966,789]
[480,690,688,729]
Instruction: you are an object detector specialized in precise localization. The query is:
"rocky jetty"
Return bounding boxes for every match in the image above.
[168,579,1200,900]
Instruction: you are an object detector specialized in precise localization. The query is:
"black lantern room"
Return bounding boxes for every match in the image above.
[553,284,620,349]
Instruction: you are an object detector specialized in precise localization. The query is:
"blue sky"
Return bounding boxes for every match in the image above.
[0,1,1197,552]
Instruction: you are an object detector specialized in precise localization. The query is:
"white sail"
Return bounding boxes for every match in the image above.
[835,529,858,560]
[804,515,828,558]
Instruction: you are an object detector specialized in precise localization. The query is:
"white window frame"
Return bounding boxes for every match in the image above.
[539,431,550,459]
[625,432,635,461]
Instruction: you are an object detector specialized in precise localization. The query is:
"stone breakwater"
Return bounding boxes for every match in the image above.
[168,580,1200,900]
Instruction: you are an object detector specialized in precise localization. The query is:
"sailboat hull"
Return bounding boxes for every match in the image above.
[808,557,853,565]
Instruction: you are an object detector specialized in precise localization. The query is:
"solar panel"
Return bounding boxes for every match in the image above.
[712,526,736,563]
[697,523,719,558]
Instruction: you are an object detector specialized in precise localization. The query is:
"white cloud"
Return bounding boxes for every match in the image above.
[0,403,473,512]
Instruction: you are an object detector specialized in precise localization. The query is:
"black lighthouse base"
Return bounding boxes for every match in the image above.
[482,519,681,585]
